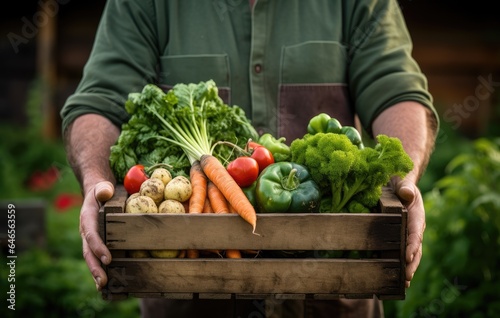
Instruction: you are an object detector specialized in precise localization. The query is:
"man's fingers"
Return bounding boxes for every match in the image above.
[82,237,108,290]
[83,227,111,265]
[393,179,426,288]
[95,181,115,202]
[405,241,423,287]
[79,182,113,291]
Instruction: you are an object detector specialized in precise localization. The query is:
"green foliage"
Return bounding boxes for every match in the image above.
[0,188,140,317]
[0,79,139,317]
[290,133,413,212]
[391,137,500,317]
[418,120,475,193]
[1,248,139,318]
[0,80,69,200]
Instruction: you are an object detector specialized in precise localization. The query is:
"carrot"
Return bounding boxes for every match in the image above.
[200,154,257,233]
[225,203,243,258]
[207,180,229,214]
[186,249,199,258]
[183,161,208,258]
[203,197,214,213]
[225,249,242,258]
[188,160,208,213]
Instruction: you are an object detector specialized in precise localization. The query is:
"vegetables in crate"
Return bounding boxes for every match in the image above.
[112,80,260,233]
[290,132,413,213]
[255,162,320,213]
[307,113,364,149]
[257,133,291,162]
[226,156,260,188]
[110,81,258,181]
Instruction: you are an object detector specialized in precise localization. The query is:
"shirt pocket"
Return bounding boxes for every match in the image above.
[277,41,354,141]
[280,41,348,84]
[159,54,231,104]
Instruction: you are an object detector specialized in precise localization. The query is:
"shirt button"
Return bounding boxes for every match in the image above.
[254,64,262,73]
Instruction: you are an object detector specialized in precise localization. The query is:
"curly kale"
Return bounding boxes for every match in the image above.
[290,133,413,212]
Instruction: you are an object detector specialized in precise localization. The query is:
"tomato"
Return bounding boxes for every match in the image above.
[123,164,149,195]
[245,140,262,153]
[227,157,260,188]
[251,146,275,173]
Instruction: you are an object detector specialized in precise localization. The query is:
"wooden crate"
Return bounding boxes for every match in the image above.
[99,185,407,301]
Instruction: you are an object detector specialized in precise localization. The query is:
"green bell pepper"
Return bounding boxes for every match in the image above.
[307,113,364,149]
[242,181,257,208]
[340,126,364,149]
[258,133,291,162]
[255,162,320,213]
[307,113,342,134]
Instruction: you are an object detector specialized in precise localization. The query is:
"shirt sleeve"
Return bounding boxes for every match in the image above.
[346,0,439,135]
[60,0,162,133]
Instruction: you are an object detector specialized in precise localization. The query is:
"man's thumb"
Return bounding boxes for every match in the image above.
[95,181,114,202]
[397,181,416,203]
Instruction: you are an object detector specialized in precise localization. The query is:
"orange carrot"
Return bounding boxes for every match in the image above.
[184,161,208,258]
[200,154,257,233]
[207,180,229,214]
[203,197,214,213]
[188,160,207,213]
[225,249,242,258]
[186,249,199,258]
[225,203,243,258]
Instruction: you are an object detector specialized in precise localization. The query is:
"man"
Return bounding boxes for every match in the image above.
[61,1,438,317]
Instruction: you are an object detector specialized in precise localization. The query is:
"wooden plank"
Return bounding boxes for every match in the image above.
[379,187,404,214]
[98,205,106,247]
[198,293,232,300]
[105,213,401,251]
[100,187,127,299]
[103,186,128,214]
[399,206,408,298]
[106,258,401,296]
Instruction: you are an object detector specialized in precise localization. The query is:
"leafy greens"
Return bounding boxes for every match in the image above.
[110,80,259,182]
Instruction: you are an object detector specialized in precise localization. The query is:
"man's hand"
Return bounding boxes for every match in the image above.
[80,181,114,291]
[64,114,121,291]
[392,178,425,288]
[372,102,438,288]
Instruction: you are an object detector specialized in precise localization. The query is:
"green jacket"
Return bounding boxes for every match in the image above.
[61,0,436,141]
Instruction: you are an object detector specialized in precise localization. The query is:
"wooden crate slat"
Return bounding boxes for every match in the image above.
[104,185,128,214]
[198,293,233,300]
[105,213,401,251]
[106,258,401,296]
[379,187,405,213]
[100,185,406,300]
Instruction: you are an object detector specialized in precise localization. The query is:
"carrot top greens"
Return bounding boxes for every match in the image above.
[110,80,258,182]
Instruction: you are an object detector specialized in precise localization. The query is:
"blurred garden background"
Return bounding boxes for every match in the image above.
[1,1,499,317]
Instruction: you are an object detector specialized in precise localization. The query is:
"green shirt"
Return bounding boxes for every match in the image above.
[61,0,436,140]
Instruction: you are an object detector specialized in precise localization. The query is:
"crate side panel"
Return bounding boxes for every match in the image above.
[106,259,402,296]
[105,213,402,251]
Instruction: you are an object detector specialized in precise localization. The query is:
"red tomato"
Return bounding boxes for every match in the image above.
[227,157,260,188]
[251,146,275,173]
[245,140,262,152]
[123,164,149,195]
